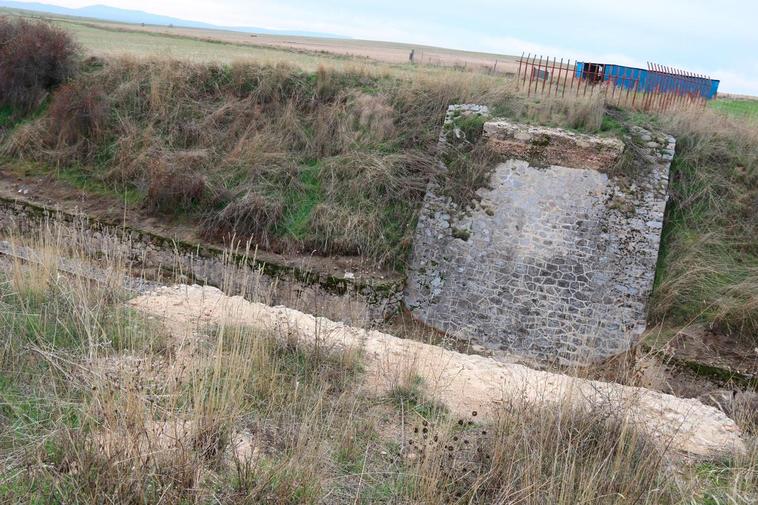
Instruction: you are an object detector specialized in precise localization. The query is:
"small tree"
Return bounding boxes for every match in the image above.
[0,17,79,113]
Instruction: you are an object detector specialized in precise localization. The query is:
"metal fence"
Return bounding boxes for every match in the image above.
[516,53,712,111]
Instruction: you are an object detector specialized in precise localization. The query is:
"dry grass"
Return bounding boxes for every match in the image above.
[0,224,756,504]
[1,47,753,336]
[650,107,758,341]
[0,56,594,270]
[0,16,609,269]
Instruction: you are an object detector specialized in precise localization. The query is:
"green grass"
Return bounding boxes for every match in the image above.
[57,165,144,206]
[449,113,487,143]
[599,113,628,136]
[279,161,323,240]
[0,105,13,128]
[0,102,49,131]
[4,159,144,206]
[710,98,758,120]
[0,373,53,441]
[388,374,447,421]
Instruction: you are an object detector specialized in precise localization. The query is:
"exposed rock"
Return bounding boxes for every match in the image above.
[129,284,745,458]
[483,120,625,170]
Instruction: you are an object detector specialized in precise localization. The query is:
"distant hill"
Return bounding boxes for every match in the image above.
[0,1,350,39]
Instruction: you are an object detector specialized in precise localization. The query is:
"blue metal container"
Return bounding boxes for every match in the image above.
[575,62,719,99]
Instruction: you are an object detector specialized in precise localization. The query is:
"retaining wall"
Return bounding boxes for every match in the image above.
[0,196,403,325]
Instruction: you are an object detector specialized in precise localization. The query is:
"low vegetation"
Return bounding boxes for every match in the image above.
[0,21,606,270]
[0,17,79,115]
[0,228,755,504]
[0,18,755,340]
[650,107,757,341]
[3,55,496,268]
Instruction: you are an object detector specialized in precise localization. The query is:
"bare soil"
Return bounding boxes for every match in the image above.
[654,325,758,378]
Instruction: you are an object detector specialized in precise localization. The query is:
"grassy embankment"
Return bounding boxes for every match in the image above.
[2,55,755,341]
[650,108,757,340]
[0,56,609,268]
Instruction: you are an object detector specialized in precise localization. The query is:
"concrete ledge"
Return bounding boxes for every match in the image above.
[484,120,625,171]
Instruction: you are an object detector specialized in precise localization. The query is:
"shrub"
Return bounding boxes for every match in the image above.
[0,17,79,113]
[202,191,285,248]
[48,82,109,146]
[147,167,207,214]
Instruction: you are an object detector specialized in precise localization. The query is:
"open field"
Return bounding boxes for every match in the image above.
[711,97,758,120]
[0,7,520,75]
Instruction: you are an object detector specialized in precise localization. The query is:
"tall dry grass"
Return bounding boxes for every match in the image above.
[1,56,609,270]
[651,107,758,341]
[1,224,756,503]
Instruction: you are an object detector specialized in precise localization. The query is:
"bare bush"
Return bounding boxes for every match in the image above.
[0,17,79,113]
[48,82,109,146]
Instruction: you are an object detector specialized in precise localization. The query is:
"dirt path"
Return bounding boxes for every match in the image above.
[129,284,745,458]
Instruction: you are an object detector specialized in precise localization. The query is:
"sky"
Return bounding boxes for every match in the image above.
[30,0,758,94]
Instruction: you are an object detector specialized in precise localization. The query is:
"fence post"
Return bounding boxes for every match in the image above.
[521,53,531,89]
[555,57,564,95]
[528,55,540,97]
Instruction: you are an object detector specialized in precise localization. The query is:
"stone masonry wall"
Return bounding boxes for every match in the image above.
[405,107,674,363]
[0,197,402,325]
